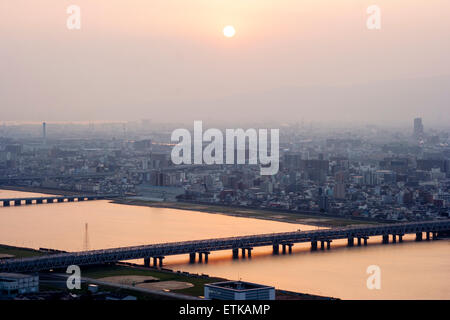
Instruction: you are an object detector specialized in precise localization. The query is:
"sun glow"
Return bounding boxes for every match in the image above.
[223,25,236,38]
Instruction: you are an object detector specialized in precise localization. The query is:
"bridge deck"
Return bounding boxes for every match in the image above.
[0,195,117,204]
[0,220,449,273]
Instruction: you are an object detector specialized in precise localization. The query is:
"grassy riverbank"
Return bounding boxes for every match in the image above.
[80,264,338,299]
[81,264,225,297]
[0,244,45,259]
[113,198,373,227]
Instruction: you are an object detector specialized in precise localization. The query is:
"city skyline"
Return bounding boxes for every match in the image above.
[0,0,449,307]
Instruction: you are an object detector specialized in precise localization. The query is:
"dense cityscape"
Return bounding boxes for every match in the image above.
[1,0,449,313]
[1,118,449,223]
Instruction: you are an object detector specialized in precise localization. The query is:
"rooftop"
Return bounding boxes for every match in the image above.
[0,273,35,280]
[205,281,274,292]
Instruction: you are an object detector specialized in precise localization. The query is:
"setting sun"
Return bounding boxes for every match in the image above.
[223,25,236,38]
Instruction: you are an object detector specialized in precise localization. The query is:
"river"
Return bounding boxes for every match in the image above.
[0,190,448,299]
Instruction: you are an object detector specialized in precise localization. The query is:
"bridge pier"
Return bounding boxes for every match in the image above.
[438,230,450,238]
[68,198,74,202]
[320,240,325,250]
[288,244,293,254]
[25,199,33,205]
[392,234,397,243]
[433,232,438,240]
[232,248,239,259]
[57,198,64,203]
[398,234,403,243]
[3,201,10,207]
[247,248,253,258]
[144,257,150,268]
[326,240,332,249]
[273,244,279,255]
[150,256,164,268]
[364,237,368,245]
[281,243,293,254]
[357,237,362,246]
[198,252,203,263]
[14,200,21,206]
[347,237,354,247]
[416,232,423,241]
[382,235,389,244]
[203,252,210,263]
[36,199,43,204]
[311,240,318,251]
[189,252,196,264]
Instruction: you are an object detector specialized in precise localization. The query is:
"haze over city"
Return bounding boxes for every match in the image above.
[1,0,449,125]
[0,0,449,308]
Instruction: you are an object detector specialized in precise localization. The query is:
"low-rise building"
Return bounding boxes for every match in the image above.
[204,281,275,300]
[0,273,39,298]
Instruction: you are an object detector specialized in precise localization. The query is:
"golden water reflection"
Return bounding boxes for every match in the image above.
[0,190,448,299]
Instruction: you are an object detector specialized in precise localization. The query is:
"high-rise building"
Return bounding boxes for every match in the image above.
[333,171,346,199]
[283,153,302,170]
[334,183,346,200]
[319,195,329,211]
[42,122,47,145]
[413,118,424,139]
[300,159,329,183]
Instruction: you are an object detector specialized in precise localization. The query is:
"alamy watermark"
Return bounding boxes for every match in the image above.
[66,5,81,30]
[366,5,381,30]
[366,265,381,290]
[65,5,379,31]
[66,264,81,289]
[171,121,279,175]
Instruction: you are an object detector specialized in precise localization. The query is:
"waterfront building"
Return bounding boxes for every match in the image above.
[204,281,275,300]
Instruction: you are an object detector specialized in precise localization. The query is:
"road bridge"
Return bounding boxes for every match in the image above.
[0,195,118,207]
[0,220,448,273]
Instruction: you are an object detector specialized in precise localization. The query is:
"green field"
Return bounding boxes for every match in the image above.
[0,244,44,259]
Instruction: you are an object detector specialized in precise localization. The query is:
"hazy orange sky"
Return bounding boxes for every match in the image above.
[1,0,449,125]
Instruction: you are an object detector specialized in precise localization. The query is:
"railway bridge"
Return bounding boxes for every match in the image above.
[0,220,449,272]
[0,195,118,207]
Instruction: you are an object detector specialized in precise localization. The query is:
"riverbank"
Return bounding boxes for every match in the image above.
[0,244,45,258]
[113,198,371,228]
[1,186,373,227]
